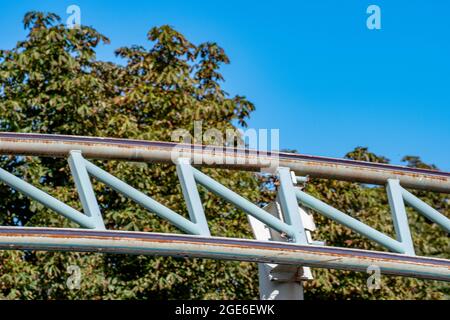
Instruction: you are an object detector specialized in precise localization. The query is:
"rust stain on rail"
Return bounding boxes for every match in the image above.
[0,133,449,192]
[1,229,448,269]
[0,227,448,281]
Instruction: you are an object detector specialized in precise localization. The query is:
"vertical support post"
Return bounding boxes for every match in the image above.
[277,167,308,244]
[248,204,305,300]
[176,158,210,236]
[257,265,305,300]
[68,150,105,230]
[252,168,313,300]
[386,179,414,255]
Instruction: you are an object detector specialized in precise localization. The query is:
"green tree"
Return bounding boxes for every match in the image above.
[0,12,258,299]
[0,12,448,299]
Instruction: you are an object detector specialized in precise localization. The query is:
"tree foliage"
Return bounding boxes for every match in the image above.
[0,12,448,299]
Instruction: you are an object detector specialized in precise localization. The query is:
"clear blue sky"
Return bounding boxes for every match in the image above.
[1,0,449,170]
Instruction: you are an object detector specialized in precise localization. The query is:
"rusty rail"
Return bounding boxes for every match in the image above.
[0,132,449,193]
[0,227,448,281]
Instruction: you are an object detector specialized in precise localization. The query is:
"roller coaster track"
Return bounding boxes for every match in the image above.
[0,132,448,295]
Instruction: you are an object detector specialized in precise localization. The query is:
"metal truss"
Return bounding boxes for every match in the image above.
[0,133,448,299]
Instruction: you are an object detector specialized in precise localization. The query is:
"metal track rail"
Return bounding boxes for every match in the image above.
[0,227,448,281]
[0,132,449,193]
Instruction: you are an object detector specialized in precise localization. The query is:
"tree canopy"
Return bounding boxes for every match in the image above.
[0,12,448,299]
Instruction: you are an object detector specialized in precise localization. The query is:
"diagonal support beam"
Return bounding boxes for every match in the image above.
[191,167,295,238]
[277,167,308,244]
[0,167,96,229]
[401,187,450,233]
[386,179,415,255]
[83,159,201,235]
[68,150,105,230]
[295,189,406,253]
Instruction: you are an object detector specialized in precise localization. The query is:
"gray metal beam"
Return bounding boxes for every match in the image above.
[176,158,210,236]
[295,189,406,253]
[401,187,450,233]
[0,167,96,229]
[83,159,202,235]
[68,150,106,230]
[386,179,415,255]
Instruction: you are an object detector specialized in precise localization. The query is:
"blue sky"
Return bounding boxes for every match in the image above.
[1,0,449,170]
